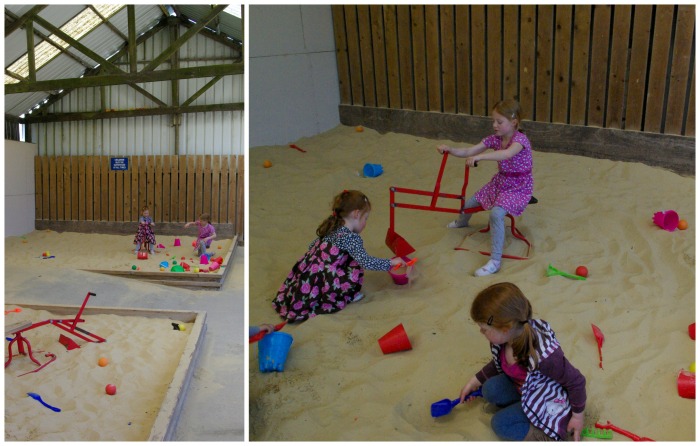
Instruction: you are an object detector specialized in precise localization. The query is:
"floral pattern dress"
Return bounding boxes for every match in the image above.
[133,217,156,248]
[273,226,392,322]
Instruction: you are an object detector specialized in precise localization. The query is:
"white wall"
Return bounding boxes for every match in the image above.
[249,5,340,147]
[5,140,38,237]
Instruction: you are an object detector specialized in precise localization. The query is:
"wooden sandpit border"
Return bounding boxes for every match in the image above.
[5,302,207,441]
[81,235,238,290]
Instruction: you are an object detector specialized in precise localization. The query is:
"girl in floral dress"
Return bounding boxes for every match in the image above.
[437,99,534,277]
[273,190,406,322]
[134,206,156,254]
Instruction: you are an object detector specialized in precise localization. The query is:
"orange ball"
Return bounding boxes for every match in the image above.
[355,125,364,132]
[263,160,272,168]
[98,357,109,367]
[678,219,688,230]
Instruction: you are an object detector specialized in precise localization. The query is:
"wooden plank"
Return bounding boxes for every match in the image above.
[411,5,428,111]
[219,156,230,223]
[425,5,441,112]
[101,156,109,221]
[131,156,140,220]
[684,65,695,136]
[55,156,63,220]
[77,156,85,220]
[502,6,519,101]
[170,155,179,222]
[115,160,123,222]
[203,155,212,218]
[42,156,50,220]
[440,5,456,113]
[71,154,79,220]
[552,5,572,124]
[138,156,147,212]
[162,155,171,222]
[211,155,220,223]
[7,302,202,322]
[344,5,364,105]
[370,5,388,108]
[357,5,376,108]
[108,156,116,222]
[194,155,203,220]
[535,5,554,122]
[587,5,612,127]
[455,5,471,114]
[86,156,94,221]
[519,5,537,120]
[187,156,195,221]
[331,6,351,105]
[383,5,401,109]
[470,5,487,116]
[34,220,236,237]
[645,5,674,133]
[486,5,502,109]
[605,5,632,129]
[146,155,155,214]
[34,157,42,220]
[397,5,414,109]
[63,156,71,220]
[123,157,131,222]
[155,155,163,222]
[664,5,694,135]
[570,5,592,125]
[179,155,188,222]
[6,321,33,335]
[236,155,244,238]
[625,5,653,131]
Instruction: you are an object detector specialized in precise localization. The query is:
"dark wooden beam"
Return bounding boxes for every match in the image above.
[179,15,242,52]
[127,5,137,73]
[182,76,222,106]
[5,70,25,82]
[89,5,128,41]
[25,21,36,81]
[143,5,228,72]
[6,63,243,94]
[4,5,47,37]
[21,102,245,123]
[126,82,168,107]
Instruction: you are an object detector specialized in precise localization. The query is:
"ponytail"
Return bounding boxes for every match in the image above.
[316,190,371,239]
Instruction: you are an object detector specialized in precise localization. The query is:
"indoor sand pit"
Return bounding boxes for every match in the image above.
[249,125,694,441]
[4,301,205,441]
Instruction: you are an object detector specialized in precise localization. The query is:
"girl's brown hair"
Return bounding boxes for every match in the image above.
[316,190,371,238]
[142,206,149,212]
[470,282,539,368]
[199,213,211,224]
[493,99,522,130]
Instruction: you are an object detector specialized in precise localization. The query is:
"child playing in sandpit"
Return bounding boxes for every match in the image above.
[437,99,533,277]
[134,206,157,254]
[456,282,586,441]
[185,213,217,257]
[273,190,406,322]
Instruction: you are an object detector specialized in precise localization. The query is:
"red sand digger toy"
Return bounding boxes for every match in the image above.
[386,151,534,259]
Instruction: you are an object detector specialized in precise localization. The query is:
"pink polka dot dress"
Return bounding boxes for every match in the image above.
[474,131,534,216]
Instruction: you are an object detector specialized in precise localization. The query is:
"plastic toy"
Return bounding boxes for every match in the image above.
[689,323,695,340]
[378,323,412,354]
[209,262,220,272]
[653,210,679,231]
[249,322,288,343]
[581,427,613,439]
[594,421,653,441]
[258,332,294,372]
[58,334,80,350]
[546,264,586,280]
[131,265,137,270]
[17,352,56,377]
[200,254,208,265]
[98,357,109,367]
[387,152,533,259]
[5,308,21,315]
[355,125,364,132]
[363,163,383,178]
[289,144,306,153]
[105,384,117,395]
[575,265,589,277]
[431,388,482,417]
[388,256,415,285]
[263,160,272,168]
[159,261,169,269]
[591,324,605,369]
[27,392,61,412]
[174,238,181,247]
[678,219,688,230]
[677,370,695,399]
[137,251,148,260]
[157,243,165,249]
[181,262,190,271]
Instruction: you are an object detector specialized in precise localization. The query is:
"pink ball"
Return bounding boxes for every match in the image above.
[575,266,588,278]
[105,384,117,395]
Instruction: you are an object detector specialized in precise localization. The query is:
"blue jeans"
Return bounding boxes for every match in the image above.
[457,196,506,262]
[483,374,530,441]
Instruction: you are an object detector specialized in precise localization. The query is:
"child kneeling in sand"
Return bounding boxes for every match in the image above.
[458,282,586,441]
[273,190,406,322]
[185,213,216,257]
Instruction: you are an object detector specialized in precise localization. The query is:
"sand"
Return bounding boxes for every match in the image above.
[249,125,695,441]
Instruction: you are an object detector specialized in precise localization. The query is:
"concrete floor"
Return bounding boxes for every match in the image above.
[4,246,245,441]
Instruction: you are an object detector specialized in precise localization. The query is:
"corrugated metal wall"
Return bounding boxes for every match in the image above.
[32,28,243,156]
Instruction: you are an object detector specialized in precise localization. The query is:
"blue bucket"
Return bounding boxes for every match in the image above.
[363,163,383,178]
[258,332,294,372]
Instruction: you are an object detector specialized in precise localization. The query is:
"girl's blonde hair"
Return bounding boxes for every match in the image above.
[316,190,371,238]
[493,99,522,130]
[470,282,539,368]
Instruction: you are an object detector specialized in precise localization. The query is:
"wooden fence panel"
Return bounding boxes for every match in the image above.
[34,157,42,219]
[211,155,220,223]
[332,4,695,136]
[685,67,695,136]
[130,156,139,220]
[236,155,244,234]
[122,157,131,222]
[161,156,170,222]
[71,156,79,220]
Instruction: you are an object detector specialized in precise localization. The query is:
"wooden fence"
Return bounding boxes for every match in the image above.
[34,155,244,237]
[332,4,695,136]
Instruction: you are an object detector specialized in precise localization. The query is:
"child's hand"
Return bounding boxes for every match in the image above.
[259,324,276,334]
[459,376,481,403]
[437,144,451,155]
[567,411,584,441]
[390,257,406,269]
[465,156,479,167]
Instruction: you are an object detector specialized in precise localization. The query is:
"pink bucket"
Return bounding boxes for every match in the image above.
[388,256,412,285]
[653,210,679,231]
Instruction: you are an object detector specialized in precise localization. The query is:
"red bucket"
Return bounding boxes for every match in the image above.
[378,323,412,354]
[677,370,695,399]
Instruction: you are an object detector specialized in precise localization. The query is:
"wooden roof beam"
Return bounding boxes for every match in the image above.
[4,5,47,37]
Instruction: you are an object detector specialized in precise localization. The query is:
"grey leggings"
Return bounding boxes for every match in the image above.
[455,196,506,262]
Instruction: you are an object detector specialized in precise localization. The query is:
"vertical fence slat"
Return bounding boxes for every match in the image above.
[194,155,203,219]
[486,5,502,109]
[170,155,179,222]
[100,156,109,221]
[108,157,116,222]
[587,5,612,127]
[605,5,632,129]
[71,156,79,220]
[552,5,572,124]
[685,66,695,136]
[456,6,471,114]
[203,154,212,219]
[123,157,131,222]
[42,156,50,220]
[180,155,188,222]
[470,6,487,116]
[644,5,675,133]
[664,5,694,135]
[77,156,85,220]
[186,155,195,222]
[63,157,71,220]
[50,157,58,220]
[211,155,221,223]
[331,6,351,105]
[229,156,237,227]
[425,5,441,112]
[345,6,364,106]
[370,5,389,108]
[131,156,140,221]
[155,155,163,222]
[34,156,42,220]
[535,5,554,122]
[411,5,428,111]
[570,5,591,126]
[161,155,170,223]
[90,156,99,221]
[219,156,229,223]
[138,156,147,214]
[236,155,244,237]
[440,6,456,114]
[519,5,536,120]
[56,157,64,220]
[146,155,155,214]
[115,162,123,222]
[358,5,376,108]
[397,5,414,110]
[503,6,519,101]
[383,6,401,109]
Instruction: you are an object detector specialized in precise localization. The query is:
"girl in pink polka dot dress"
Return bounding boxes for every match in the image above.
[437,99,533,277]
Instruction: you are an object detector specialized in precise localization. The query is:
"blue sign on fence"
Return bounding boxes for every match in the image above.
[110,157,129,170]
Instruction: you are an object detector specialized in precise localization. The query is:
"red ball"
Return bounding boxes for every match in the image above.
[575,266,588,278]
[105,384,117,395]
